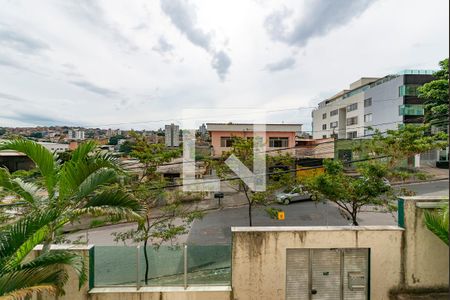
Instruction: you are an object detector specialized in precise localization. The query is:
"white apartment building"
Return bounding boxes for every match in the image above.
[312,78,378,139]
[67,129,85,140]
[38,142,69,153]
[312,71,435,140]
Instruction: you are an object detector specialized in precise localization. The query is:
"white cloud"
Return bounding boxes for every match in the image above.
[0,0,448,130]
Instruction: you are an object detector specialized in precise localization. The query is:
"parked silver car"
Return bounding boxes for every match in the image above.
[276,186,312,205]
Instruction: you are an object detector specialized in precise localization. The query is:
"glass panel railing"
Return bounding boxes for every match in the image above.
[93,246,138,286]
[187,245,232,285]
[139,245,185,286]
[92,244,231,287]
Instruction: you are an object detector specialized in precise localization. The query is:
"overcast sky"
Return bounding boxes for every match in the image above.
[0,0,448,131]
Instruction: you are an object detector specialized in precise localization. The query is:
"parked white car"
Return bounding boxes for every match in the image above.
[276,186,312,205]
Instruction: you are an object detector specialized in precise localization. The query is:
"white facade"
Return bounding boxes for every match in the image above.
[312,80,373,140]
[38,142,69,153]
[67,129,85,140]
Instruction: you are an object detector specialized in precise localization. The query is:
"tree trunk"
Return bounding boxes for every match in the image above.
[351,212,359,226]
[248,204,253,227]
[242,183,253,226]
[144,215,150,285]
[144,238,149,285]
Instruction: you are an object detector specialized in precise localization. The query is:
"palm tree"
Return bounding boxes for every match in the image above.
[0,210,86,298]
[424,202,449,245]
[0,139,142,240]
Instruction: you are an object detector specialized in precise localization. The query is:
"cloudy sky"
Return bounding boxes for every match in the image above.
[0,0,448,131]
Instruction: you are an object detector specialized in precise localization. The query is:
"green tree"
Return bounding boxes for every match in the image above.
[113,133,200,285]
[29,132,43,139]
[424,202,449,245]
[355,124,447,168]
[214,137,296,226]
[0,139,142,248]
[0,128,6,136]
[119,141,134,154]
[108,135,125,145]
[418,58,449,126]
[0,211,86,298]
[305,159,392,226]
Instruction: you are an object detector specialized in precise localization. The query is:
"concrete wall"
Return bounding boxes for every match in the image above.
[231,226,404,300]
[89,287,231,300]
[401,196,449,289]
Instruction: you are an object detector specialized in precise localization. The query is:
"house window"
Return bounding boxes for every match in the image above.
[347,131,357,139]
[220,137,233,147]
[330,109,338,116]
[346,103,358,112]
[364,128,373,137]
[322,113,327,119]
[269,137,289,148]
[330,121,338,128]
[346,116,358,126]
[322,135,327,139]
[322,124,327,130]
[364,113,373,122]
[364,98,372,107]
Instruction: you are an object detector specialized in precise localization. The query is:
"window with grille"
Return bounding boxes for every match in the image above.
[347,103,358,112]
[322,124,327,130]
[330,109,339,116]
[364,114,372,122]
[269,137,289,148]
[322,113,327,119]
[347,116,358,126]
[347,131,357,139]
[364,98,372,107]
[220,137,233,147]
[330,121,338,128]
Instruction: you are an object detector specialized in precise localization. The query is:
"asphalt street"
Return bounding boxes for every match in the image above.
[67,180,448,246]
[187,180,449,245]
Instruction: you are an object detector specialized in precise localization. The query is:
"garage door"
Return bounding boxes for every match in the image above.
[286,249,369,300]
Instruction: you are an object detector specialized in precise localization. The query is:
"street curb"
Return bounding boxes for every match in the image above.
[391,178,449,186]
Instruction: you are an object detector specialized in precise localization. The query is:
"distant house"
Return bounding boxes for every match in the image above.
[207,123,302,157]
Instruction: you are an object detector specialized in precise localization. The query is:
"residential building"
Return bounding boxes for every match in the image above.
[165,123,180,147]
[207,123,301,157]
[38,142,69,153]
[67,129,85,140]
[312,70,435,139]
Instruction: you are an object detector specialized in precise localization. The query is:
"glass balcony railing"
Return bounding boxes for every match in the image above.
[399,104,424,116]
[92,244,232,288]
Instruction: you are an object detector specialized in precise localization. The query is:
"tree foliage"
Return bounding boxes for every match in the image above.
[0,139,142,245]
[113,133,200,285]
[305,159,393,225]
[354,124,447,168]
[0,211,86,298]
[214,137,295,226]
[418,58,449,126]
[424,202,449,245]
